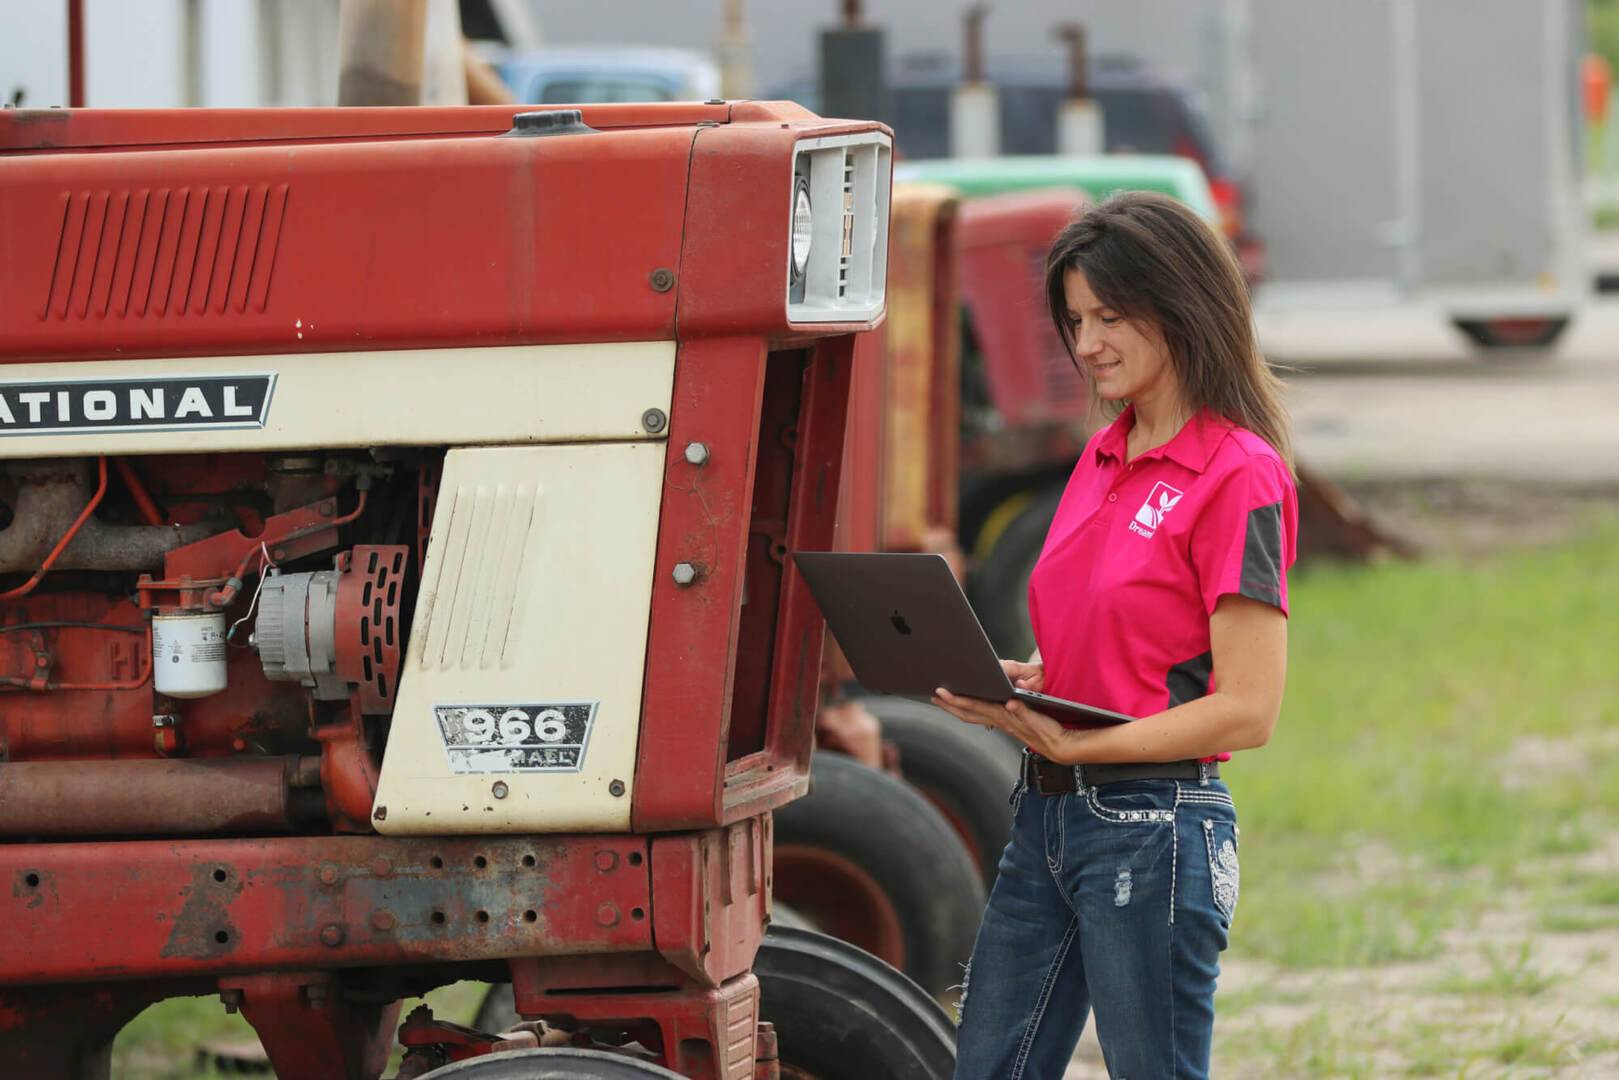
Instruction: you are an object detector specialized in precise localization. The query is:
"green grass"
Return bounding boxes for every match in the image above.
[1430,941,1556,998]
[1222,1009,1375,1079]
[1227,522,1619,968]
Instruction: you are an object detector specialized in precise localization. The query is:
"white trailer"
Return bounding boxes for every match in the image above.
[1234,0,1588,352]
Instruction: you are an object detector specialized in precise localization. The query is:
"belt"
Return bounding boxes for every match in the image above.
[1023,753,1218,795]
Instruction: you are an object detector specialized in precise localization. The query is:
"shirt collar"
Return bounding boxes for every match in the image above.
[1093,405,1234,474]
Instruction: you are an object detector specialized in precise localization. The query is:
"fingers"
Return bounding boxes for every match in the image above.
[933,687,1017,729]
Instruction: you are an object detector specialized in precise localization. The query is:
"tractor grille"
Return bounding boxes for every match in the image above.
[40,184,289,321]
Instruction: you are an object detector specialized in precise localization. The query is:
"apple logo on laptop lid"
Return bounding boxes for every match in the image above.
[889,610,913,636]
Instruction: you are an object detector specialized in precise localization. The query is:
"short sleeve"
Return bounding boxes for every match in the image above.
[1189,454,1298,616]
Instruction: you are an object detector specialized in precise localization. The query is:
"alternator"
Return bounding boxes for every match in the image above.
[255,545,408,714]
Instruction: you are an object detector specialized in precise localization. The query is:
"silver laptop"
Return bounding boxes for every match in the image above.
[793,551,1134,726]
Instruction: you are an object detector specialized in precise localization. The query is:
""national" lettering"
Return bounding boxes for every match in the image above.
[0,375,275,435]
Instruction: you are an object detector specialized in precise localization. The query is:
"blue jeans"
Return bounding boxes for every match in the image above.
[953,768,1240,1080]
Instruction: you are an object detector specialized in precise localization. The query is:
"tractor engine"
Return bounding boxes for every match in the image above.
[0,449,428,837]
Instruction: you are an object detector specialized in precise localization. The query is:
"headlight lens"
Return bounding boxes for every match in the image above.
[791,181,814,281]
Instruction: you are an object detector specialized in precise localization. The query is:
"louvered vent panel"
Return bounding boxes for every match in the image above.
[39,184,288,321]
[416,481,539,673]
[723,985,758,1080]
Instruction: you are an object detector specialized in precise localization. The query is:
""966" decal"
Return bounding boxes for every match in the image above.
[433,702,598,774]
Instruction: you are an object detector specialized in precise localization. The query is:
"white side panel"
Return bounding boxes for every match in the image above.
[0,342,674,455]
[373,443,666,834]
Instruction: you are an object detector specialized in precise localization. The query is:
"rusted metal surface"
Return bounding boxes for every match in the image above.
[225,971,400,1080]
[647,817,771,989]
[0,756,307,836]
[508,973,763,1080]
[1296,462,1419,562]
[1054,23,1090,101]
[0,589,309,760]
[956,189,1094,433]
[963,5,989,85]
[878,184,962,553]
[630,336,771,832]
[0,979,174,1079]
[316,710,383,833]
[0,834,652,985]
[0,459,217,572]
[0,99,893,1079]
[631,337,854,831]
[67,0,85,108]
[0,608,149,692]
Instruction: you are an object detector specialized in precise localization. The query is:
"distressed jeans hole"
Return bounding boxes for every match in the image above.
[1114,866,1133,907]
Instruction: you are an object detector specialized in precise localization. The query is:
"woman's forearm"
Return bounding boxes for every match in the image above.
[1055,691,1277,764]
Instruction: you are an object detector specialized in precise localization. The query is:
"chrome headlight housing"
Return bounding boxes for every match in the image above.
[787,132,892,323]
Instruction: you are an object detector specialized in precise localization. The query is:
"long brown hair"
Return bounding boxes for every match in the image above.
[1044,191,1293,468]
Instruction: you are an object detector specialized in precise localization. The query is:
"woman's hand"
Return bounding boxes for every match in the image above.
[930,685,1103,765]
[1000,658,1044,693]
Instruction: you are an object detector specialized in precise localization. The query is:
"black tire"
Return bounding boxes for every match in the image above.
[755,926,956,1080]
[1452,315,1570,352]
[415,1047,683,1078]
[864,696,1022,885]
[967,488,1061,660]
[773,751,985,997]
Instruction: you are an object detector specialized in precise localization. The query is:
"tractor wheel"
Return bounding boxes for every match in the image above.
[415,1047,683,1078]
[863,695,1022,884]
[755,926,956,1080]
[772,751,984,997]
[967,488,1061,660]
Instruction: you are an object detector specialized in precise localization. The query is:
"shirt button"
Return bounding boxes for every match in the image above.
[1107,493,1118,502]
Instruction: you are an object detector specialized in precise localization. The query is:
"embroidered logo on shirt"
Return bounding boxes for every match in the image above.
[1128,481,1184,539]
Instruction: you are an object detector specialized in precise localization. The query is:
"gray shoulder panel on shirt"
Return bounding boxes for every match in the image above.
[1239,501,1284,607]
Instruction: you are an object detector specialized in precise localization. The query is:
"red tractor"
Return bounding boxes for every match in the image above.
[0,101,955,1078]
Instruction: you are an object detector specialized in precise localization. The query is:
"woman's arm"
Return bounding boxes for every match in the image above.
[933,594,1286,764]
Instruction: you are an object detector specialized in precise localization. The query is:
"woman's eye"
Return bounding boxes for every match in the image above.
[1099,315,1121,327]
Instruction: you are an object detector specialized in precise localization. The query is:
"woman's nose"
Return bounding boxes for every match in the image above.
[1074,325,1104,358]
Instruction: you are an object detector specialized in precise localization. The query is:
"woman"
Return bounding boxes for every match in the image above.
[932,191,1298,1080]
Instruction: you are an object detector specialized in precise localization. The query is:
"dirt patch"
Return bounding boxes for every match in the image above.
[1064,844,1619,1079]
[1338,479,1619,560]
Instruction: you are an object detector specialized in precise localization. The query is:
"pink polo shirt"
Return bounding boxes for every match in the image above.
[1027,406,1298,728]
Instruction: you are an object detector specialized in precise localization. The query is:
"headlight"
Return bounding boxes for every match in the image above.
[791,180,814,282]
[786,132,892,324]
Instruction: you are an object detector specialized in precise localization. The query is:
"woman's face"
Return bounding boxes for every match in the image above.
[1063,268,1178,406]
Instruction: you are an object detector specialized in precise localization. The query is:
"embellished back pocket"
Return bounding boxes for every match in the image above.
[1203,818,1240,924]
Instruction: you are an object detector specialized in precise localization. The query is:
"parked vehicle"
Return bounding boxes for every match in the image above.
[895,153,1219,223]
[0,100,933,1078]
[490,45,721,104]
[1026,0,1587,355]
[767,54,1262,279]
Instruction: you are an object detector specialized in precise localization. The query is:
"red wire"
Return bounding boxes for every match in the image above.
[113,457,166,527]
[0,456,108,602]
[209,489,370,608]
